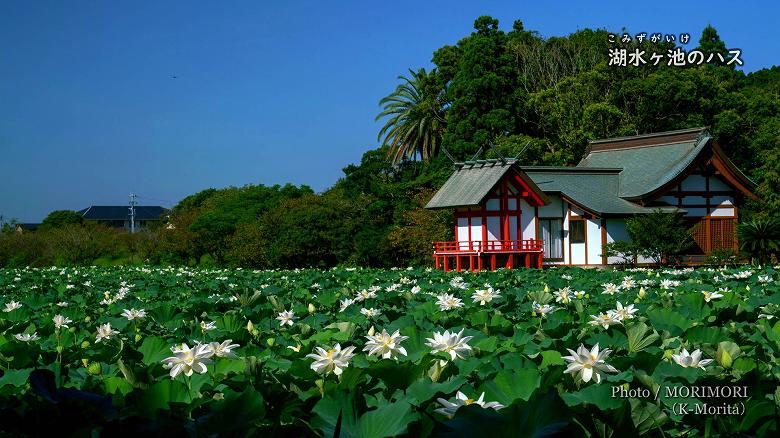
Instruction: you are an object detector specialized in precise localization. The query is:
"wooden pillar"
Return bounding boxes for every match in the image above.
[506,254,513,269]
[443,256,450,272]
[434,255,440,270]
[490,255,496,271]
[456,255,462,272]
[478,255,483,271]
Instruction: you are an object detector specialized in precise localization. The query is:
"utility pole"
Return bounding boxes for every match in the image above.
[129,193,137,233]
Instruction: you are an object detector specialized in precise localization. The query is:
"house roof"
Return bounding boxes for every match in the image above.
[521,167,666,215]
[577,127,756,199]
[77,206,168,221]
[425,159,549,209]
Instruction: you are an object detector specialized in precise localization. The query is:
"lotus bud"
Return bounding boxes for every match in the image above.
[663,349,674,360]
[638,287,647,298]
[81,341,90,349]
[368,326,375,336]
[56,345,64,353]
[84,316,91,323]
[87,363,102,375]
[213,392,224,401]
[308,303,316,314]
[68,327,76,333]
[135,334,142,342]
[246,320,254,333]
[544,284,549,293]
[81,358,89,367]
[267,338,275,346]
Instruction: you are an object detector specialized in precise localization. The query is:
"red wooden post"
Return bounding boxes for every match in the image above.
[434,255,440,270]
[490,254,496,271]
[444,256,450,272]
[455,255,462,272]
[478,255,483,271]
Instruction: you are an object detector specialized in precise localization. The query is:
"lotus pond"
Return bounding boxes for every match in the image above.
[0,265,779,436]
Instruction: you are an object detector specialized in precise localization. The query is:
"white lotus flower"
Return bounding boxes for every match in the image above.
[3,301,21,312]
[671,348,713,369]
[339,298,355,312]
[14,332,40,342]
[56,301,69,307]
[276,310,296,326]
[611,302,637,321]
[758,275,773,284]
[121,308,147,321]
[589,312,622,329]
[436,293,464,311]
[562,343,618,383]
[53,314,72,329]
[355,289,377,302]
[411,285,421,294]
[425,329,473,360]
[472,287,500,305]
[602,283,620,295]
[553,287,572,304]
[574,290,586,299]
[620,276,636,290]
[162,342,214,378]
[702,290,724,303]
[306,343,356,376]
[200,320,217,332]
[660,279,681,289]
[360,308,382,318]
[206,339,240,359]
[363,329,409,359]
[95,323,119,343]
[434,391,504,418]
[532,301,557,317]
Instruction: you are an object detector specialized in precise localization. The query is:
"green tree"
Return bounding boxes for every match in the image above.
[604,211,693,266]
[41,210,84,229]
[737,217,780,264]
[697,25,728,66]
[376,68,447,164]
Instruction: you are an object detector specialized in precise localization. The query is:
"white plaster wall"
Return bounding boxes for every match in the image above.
[587,218,603,264]
[520,199,536,240]
[709,176,731,191]
[606,219,629,264]
[537,195,564,217]
[681,174,707,191]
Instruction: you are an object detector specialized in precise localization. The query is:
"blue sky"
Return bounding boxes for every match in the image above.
[1,1,776,222]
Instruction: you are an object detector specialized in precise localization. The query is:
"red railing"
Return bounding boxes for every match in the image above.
[433,239,543,254]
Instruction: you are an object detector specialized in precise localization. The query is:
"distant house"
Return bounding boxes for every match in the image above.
[14,223,40,233]
[77,206,168,230]
[425,127,757,271]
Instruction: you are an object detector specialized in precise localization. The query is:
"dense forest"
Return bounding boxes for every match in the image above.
[2,17,778,268]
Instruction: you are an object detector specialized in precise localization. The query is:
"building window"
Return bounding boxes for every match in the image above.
[570,219,585,243]
[539,218,563,259]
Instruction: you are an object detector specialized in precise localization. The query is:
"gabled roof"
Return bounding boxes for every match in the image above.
[577,127,756,199]
[521,167,665,215]
[77,206,168,221]
[425,159,548,209]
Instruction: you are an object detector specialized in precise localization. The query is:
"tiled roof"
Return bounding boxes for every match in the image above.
[77,206,168,221]
[425,159,548,209]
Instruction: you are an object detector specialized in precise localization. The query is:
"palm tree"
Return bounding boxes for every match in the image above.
[376,68,447,165]
[737,217,780,265]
